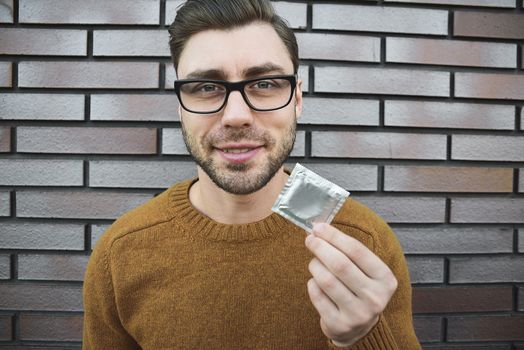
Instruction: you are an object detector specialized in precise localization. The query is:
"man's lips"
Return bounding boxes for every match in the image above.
[214,144,264,164]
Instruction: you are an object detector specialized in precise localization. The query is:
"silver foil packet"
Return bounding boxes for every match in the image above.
[272,163,350,233]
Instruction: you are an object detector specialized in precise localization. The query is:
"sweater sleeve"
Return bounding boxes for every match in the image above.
[326,221,422,350]
[82,232,141,350]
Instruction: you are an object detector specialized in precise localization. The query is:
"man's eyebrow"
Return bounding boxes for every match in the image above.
[185,69,226,80]
[183,63,288,80]
[242,63,287,78]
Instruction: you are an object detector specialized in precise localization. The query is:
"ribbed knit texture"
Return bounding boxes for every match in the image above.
[83,179,421,350]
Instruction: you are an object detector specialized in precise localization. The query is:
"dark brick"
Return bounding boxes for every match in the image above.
[20,313,83,341]
[449,256,524,283]
[396,227,513,254]
[385,100,514,130]
[384,166,513,193]
[18,254,88,281]
[519,287,524,311]
[447,315,524,341]
[454,11,524,39]
[413,286,513,313]
[0,283,83,311]
[413,316,442,343]
[17,127,157,154]
[0,314,13,340]
[0,223,85,250]
[0,126,11,152]
[17,190,153,219]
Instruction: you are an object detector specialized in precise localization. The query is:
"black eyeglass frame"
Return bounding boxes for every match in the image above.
[174,74,297,114]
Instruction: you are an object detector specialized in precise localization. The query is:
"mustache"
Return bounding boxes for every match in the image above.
[205,128,276,146]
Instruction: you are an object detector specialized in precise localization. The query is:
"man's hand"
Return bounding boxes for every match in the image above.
[305,223,398,347]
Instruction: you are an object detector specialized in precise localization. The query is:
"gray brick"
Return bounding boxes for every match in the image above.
[0,191,10,217]
[451,198,524,223]
[301,98,379,126]
[0,283,83,311]
[298,164,378,191]
[272,2,308,29]
[313,4,448,35]
[296,33,380,62]
[315,67,449,97]
[0,126,10,152]
[0,159,83,186]
[519,229,523,253]
[450,256,524,283]
[386,37,516,68]
[91,94,178,121]
[406,256,445,284]
[397,227,514,254]
[0,0,13,23]
[89,160,196,188]
[384,166,513,193]
[413,316,442,343]
[384,0,515,7]
[452,135,524,162]
[91,224,109,250]
[312,131,447,160]
[385,100,515,130]
[165,0,185,25]
[18,254,88,281]
[0,28,86,56]
[0,223,84,250]
[354,196,446,223]
[520,287,524,311]
[455,72,524,100]
[519,169,524,193]
[0,62,11,87]
[162,128,188,155]
[454,11,524,39]
[0,254,10,280]
[16,191,153,219]
[20,314,83,342]
[165,64,177,90]
[17,127,157,154]
[0,94,85,121]
[290,131,305,157]
[93,30,170,57]
[18,61,159,89]
[19,0,159,24]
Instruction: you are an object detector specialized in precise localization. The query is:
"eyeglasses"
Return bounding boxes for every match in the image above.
[174,75,297,114]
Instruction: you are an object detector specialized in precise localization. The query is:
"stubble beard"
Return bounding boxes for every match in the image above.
[181,118,296,195]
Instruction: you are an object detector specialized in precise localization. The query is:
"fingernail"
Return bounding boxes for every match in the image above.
[312,222,325,234]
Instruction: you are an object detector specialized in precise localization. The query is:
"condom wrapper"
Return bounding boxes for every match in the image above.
[272,163,350,233]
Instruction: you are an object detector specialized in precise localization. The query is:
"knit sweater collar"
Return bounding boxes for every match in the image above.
[170,178,293,241]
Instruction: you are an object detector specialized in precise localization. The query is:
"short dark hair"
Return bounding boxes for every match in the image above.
[168,0,299,74]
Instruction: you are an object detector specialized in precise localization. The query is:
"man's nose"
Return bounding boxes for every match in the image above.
[220,91,254,128]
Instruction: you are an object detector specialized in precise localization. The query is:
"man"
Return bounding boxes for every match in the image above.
[82,0,421,349]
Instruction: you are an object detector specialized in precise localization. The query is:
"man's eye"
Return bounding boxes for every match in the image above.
[253,80,276,89]
[198,84,220,92]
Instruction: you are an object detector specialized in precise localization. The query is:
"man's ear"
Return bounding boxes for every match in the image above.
[177,105,182,122]
[294,79,303,119]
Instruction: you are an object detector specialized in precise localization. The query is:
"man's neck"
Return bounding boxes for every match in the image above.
[189,167,289,225]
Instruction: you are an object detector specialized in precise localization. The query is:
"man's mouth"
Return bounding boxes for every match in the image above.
[214,144,263,164]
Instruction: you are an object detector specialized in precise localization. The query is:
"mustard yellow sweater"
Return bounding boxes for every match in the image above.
[83,179,421,350]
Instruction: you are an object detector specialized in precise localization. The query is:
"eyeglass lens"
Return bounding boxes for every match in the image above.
[178,77,293,113]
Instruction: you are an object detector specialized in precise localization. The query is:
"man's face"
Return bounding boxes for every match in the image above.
[177,22,302,195]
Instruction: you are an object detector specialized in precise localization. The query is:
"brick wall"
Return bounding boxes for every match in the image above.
[0,0,523,348]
